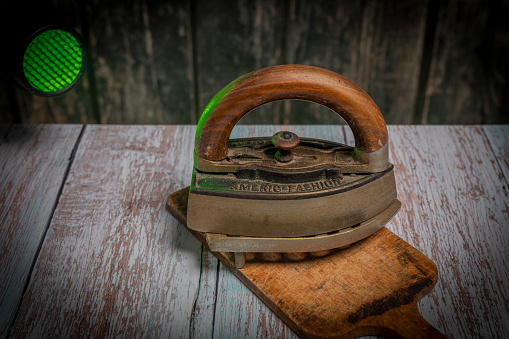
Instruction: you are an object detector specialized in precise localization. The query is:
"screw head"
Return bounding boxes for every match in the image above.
[271,131,300,150]
[271,131,300,162]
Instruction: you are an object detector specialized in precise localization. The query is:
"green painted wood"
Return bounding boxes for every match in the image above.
[194,0,284,125]
[88,0,195,124]
[281,0,428,125]
[0,124,83,338]
[421,0,509,124]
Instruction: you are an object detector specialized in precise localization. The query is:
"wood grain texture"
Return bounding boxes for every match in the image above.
[212,258,297,339]
[88,0,195,124]
[14,80,96,124]
[192,125,509,338]
[0,124,82,338]
[167,187,445,339]
[195,65,389,160]
[4,125,508,338]
[10,125,203,337]
[192,126,427,339]
[483,125,509,182]
[194,0,284,125]
[189,248,219,338]
[2,0,509,125]
[422,0,509,124]
[196,126,439,339]
[0,80,19,123]
[214,126,303,339]
[342,124,509,337]
[387,126,509,338]
[282,0,428,125]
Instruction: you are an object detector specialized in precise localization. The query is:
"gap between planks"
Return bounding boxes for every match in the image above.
[7,124,506,338]
[6,124,87,338]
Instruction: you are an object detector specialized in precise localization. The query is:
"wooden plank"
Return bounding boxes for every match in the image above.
[483,125,509,181]
[195,0,284,124]
[10,125,203,337]
[88,0,195,124]
[0,81,19,123]
[192,126,344,338]
[189,249,219,338]
[387,126,509,338]
[0,124,83,338]
[422,1,509,124]
[166,184,294,338]
[230,124,345,143]
[14,83,96,124]
[205,125,509,337]
[212,261,297,338]
[210,126,388,339]
[167,188,445,339]
[215,126,318,338]
[7,125,508,337]
[282,0,428,125]
[0,79,20,124]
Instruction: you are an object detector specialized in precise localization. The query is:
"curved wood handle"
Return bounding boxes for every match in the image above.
[369,304,448,339]
[195,65,388,161]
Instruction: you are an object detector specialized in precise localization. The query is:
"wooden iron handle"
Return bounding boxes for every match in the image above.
[195,65,388,161]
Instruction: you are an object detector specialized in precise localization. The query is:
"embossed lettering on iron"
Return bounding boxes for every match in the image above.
[230,178,343,193]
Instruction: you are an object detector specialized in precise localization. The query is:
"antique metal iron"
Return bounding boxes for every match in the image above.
[187,65,400,268]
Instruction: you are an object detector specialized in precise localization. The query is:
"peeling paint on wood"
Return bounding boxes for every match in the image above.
[483,125,509,183]
[0,124,82,337]
[388,126,509,338]
[2,125,508,338]
[189,249,218,338]
[10,126,202,337]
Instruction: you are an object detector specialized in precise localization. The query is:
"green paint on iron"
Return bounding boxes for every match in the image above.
[195,72,253,146]
[23,29,83,92]
[352,147,363,161]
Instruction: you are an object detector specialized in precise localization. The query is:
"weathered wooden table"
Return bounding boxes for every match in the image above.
[1,124,508,338]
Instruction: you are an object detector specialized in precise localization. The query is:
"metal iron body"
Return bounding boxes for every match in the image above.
[186,65,400,268]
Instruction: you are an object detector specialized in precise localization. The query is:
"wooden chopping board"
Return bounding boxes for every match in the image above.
[166,187,447,339]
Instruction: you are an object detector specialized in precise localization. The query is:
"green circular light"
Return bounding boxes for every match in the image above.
[23,29,83,93]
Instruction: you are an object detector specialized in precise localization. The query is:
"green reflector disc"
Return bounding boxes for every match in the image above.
[23,29,83,93]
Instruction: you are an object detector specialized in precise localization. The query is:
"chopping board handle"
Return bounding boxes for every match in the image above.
[167,187,449,339]
[194,64,388,161]
[366,303,448,339]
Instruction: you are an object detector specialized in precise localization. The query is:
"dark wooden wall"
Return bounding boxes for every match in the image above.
[1,0,508,125]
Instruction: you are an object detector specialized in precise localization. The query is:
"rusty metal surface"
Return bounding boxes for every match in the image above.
[187,167,397,237]
[194,137,390,174]
[191,165,393,200]
[187,132,398,267]
[206,199,401,253]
